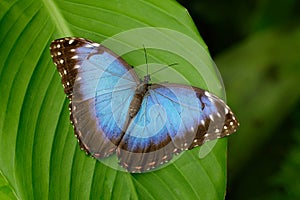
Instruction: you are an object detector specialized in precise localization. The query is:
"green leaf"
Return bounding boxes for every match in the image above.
[0,0,228,199]
[0,170,18,200]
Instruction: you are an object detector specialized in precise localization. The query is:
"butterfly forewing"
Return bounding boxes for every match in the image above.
[188,88,239,148]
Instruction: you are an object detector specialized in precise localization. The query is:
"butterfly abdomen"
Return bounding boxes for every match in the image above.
[129,83,149,118]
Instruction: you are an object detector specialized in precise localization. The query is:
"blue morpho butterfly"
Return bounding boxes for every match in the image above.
[50,37,239,173]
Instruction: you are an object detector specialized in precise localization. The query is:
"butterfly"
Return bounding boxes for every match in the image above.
[50,37,239,173]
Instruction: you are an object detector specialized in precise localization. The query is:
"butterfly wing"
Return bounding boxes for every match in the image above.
[50,37,239,173]
[117,83,238,172]
[50,37,140,158]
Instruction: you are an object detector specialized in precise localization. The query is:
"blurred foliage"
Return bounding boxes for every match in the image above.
[178,0,300,56]
[178,0,300,199]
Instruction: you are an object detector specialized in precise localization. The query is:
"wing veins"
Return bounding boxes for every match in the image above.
[152,89,202,112]
[150,90,198,142]
[85,58,138,83]
[148,92,174,138]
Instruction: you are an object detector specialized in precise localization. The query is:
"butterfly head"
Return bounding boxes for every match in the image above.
[143,74,151,84]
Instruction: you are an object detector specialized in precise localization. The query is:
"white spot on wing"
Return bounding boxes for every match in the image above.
[148,161,156,166]
[69,39,75,44]
[201,120,205,125]
[204,91,211,97]
[224,107,229,114]
[85,44,93,48]
[92,43,100,47]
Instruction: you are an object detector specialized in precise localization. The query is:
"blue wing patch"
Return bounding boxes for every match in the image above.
[117,83,238,172]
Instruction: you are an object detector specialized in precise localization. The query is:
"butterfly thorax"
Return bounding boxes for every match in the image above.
[128,83,150,118]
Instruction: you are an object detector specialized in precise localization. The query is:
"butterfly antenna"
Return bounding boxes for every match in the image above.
[143,45,149,75]
[143,45,151,83]
[150,63,178,76]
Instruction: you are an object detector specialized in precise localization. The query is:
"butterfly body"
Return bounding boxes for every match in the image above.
[129,82,149,118]
[50,37,239,172]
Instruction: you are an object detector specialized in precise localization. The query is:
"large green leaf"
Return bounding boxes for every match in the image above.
[0,0,228,199]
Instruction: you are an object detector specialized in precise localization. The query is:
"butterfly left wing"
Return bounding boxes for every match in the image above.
[117,83,239,172]
[50,37,140,158]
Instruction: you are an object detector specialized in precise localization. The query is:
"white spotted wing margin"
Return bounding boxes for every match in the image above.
[188,88,239,148]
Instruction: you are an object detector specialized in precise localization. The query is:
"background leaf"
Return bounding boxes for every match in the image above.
[0,0,228,199]
[216,28,300,175]
[217,27,300,200]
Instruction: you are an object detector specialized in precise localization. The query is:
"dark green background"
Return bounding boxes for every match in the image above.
[178,0,300,199]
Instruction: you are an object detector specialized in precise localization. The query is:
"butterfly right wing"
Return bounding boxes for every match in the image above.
[50,37,139,158]
[117,83,239,172]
